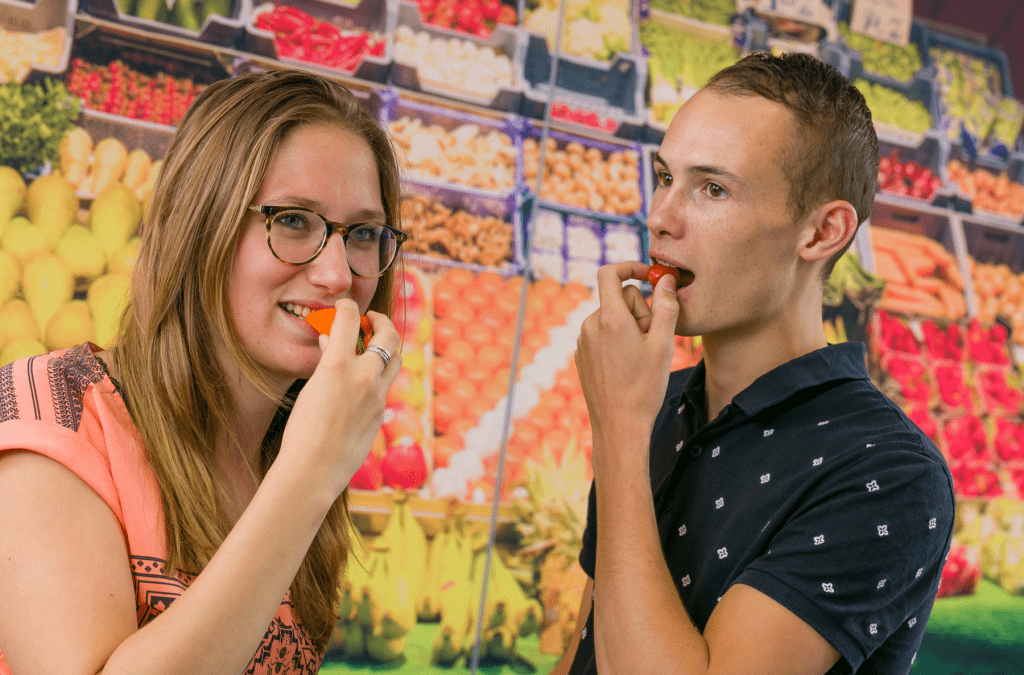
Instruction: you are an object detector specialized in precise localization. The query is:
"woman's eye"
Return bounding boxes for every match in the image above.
[276,212,312,231]
[350,225,381,245]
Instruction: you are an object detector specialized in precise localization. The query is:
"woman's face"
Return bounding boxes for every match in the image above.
[227,124,384,389]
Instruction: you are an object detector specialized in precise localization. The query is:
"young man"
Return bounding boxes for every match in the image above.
[560,53,955,675]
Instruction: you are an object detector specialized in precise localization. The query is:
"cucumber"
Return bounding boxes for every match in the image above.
[173,0,201,30]
[201,0,233,21]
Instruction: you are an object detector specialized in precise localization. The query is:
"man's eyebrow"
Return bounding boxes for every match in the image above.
[653,152,744,187]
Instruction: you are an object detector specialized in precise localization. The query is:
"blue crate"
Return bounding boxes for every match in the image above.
[388,0,523,112]
[923,26,1014,98]
[81,0,243,47]
[380,92,522,194]
[519,84,646,142]
[833,0,928,92]
[521,123,646,221]
[242,0,392,84]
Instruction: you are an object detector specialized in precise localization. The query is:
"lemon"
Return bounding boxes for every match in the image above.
[107,236,140,276]
[0,298,40,351]
[27,173,78,246]
[88,273,131,349]
[0,249,20,306]
[0,338,46,366]
[56,225,107,282]
[90,183,142,258]
[2,218,51,266]
[22,255,75,333]
[45,300,95,351]
[0,166,26,229]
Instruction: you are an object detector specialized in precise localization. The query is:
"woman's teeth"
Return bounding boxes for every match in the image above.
[282,302,314,318]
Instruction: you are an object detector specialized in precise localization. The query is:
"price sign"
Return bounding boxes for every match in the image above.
[763,0,833,29]
[850,0,913,46]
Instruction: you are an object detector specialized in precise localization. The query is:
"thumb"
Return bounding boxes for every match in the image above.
[648,273,680,341]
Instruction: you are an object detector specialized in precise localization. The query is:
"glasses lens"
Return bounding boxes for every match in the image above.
[268,209,326,264]
[346,224,398,277]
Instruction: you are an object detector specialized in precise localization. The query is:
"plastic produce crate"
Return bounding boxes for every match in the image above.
[833,0,929,92]
[945,146,1024,226]
[522,124,646,221]
[961,214,1024,353]
[876,130,953,208]
[522,28,643,116]
[64,20,231,128]
[380,92,521,194]
[243,0,392,83]
[0,0,75,84]
[520,85,645,142]
[389,0,523,112]
[522,196,648,287]
[80,0,244,47]
[866,197,972,322]
[399,179,524,273]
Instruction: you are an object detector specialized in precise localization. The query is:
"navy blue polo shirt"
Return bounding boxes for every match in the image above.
[572,342,955,675]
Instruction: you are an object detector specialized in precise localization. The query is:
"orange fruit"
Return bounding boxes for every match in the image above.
[532,277,562,299]
[433,357,463,393]
[463,321,495,347]
[475,271,506,295]
[433,391,466,435]
[477,344,510,372]
[433,434,462,468]
[433,283,461,319]
[478,305,512,331]
[462,284,492,311]
[446,339,476,365]
[433,317,462,356]
[442,266,476,289]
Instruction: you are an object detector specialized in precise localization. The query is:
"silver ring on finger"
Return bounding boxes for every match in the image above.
[365,345,391,367]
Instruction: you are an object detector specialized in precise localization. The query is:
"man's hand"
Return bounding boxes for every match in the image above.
[575,261,680,479]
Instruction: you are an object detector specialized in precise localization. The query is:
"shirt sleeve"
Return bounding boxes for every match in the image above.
[734,445,955,673]
[579,479,597,578]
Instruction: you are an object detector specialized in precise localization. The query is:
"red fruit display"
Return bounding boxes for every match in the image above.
[551,101,618,134]
[921,319,964,361]
[934,361,975,412]
[949,459,1003,498]
[880,352,934,407]
[878,149,943,201]
[992,417,1024,464]
[943,415,991,463]
[67,59,204,126]
[254,5,386,73]
[974,366,1024,415]
[906,404,940,446]
[350,453,384,491]
[415,0,516,36]
[937,543,981,598]
[874,310,922,356]
[381,438,428,490]
[966,319,1011,365]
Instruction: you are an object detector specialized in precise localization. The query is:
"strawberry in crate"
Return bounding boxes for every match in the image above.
[974,366,1024,416]
[966,318,1012,366]
[879,352,934,408]
[872,310,923,358]
[949,460,1003,499]
[921,319,964,362]
[934,361,976,413]
[943,415,992,465]
[992,417,1024,465]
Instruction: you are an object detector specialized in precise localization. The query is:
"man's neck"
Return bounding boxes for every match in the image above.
[700,308,828,421]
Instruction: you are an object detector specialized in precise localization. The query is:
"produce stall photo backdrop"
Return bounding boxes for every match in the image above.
[1,0,1023,672]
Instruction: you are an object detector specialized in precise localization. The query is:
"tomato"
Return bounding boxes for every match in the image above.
[496,3,516,24]
[647,263,683,287]
[480,0,501,20]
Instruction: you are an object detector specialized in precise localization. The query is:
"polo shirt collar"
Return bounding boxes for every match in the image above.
[678,342,870,419]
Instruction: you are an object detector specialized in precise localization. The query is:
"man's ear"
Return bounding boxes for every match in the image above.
[799,201,859,263]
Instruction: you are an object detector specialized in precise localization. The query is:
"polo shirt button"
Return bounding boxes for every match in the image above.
[689,445,703,457]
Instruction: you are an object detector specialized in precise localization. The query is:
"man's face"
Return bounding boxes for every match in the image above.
[647,88,814,340]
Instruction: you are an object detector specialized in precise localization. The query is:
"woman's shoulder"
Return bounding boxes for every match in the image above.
[0,342,114,430]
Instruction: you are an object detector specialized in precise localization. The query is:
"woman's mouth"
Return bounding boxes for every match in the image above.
[280,302,316,319]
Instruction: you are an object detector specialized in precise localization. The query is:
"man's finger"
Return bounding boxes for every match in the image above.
[596,261,649,312]
[648,273,680,342]
[623,284,653,332]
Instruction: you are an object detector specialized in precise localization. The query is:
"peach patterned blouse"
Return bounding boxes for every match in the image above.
[0,343,322,674]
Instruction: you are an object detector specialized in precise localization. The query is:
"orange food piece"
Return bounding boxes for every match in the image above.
[304,309,373,344]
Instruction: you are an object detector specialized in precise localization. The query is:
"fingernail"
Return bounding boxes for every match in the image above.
[319,334,329,351]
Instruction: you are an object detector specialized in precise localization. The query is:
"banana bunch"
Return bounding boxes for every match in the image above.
[426,519,543,668]
[824,250,885,307]
[329,490,428,664]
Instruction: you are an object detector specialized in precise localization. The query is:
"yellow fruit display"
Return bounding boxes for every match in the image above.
[90,183,142,259]
[0,249,20,306]
[22,255,75,333]
[107,237,140,276]
[0,299,40,351]
[88,273,131,349]
[56,225,107,282]
[45,300,94,351]
[0,166,27,230]
[26,173,78,246]
[1,338,45,367]
[1,217,51,266]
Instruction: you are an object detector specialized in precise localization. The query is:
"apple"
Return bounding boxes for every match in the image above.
[381,438,428,490]
[350,453,383,491]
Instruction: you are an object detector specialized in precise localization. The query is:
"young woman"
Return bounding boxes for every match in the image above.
[0,69,407,674]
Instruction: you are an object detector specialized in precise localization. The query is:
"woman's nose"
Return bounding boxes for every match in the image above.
[306,232,354,293]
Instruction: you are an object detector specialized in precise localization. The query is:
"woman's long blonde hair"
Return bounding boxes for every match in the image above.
[114,69,401,650]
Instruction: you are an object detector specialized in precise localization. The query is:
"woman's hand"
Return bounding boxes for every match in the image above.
[280,299,401,497]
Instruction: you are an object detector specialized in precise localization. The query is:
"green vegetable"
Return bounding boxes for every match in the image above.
[0,79,80,175]
[854,79,932,134]
[839,21,921,82]
[650,0,734,27]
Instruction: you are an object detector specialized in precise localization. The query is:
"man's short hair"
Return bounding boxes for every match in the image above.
[706,52,878,277]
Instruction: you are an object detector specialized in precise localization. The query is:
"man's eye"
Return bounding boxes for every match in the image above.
[657,171,673,187]
[707,183,725,197]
